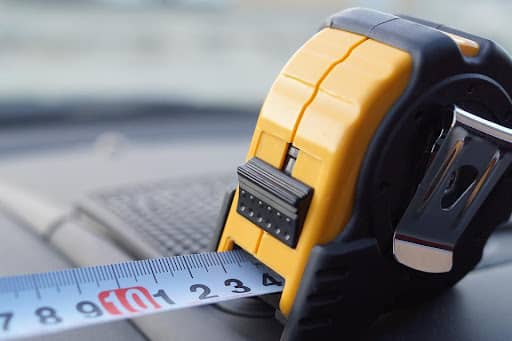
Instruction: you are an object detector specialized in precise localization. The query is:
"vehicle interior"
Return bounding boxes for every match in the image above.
[1,1,512,340]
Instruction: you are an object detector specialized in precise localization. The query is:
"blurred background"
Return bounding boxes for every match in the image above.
[1,0,511,112]
[0,3,512,340]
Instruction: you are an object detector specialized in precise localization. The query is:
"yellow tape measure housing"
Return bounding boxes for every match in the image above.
[217,28,413,315]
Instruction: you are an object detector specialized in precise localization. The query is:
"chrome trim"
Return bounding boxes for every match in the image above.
[393,238,453,273]
[454,106,512,143]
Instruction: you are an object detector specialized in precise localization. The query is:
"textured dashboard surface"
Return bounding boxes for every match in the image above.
[83,174,235,256]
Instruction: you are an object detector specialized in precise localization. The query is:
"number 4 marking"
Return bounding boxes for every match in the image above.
[262,273,283,287]
[0,312,13,332]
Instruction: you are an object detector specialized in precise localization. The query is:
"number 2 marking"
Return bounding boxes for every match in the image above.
[190,284,218,300]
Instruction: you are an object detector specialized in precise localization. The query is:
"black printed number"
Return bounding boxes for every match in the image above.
[76,301,103,318]
[224,278,251,293]
[35,307,62,325]
[190,284,219,300]
[0,312,13,332]
[153,289,175,305]
[262,273,283,287]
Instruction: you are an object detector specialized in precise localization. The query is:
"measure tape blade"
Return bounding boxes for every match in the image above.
[0,250,283,340]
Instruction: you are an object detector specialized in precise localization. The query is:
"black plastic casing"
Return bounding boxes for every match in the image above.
[214,8,512,341]
[282,8,512,340]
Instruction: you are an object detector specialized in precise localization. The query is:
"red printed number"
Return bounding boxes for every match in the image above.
[98,286,161,315]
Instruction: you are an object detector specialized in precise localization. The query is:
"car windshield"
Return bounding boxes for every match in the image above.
[1,0,511,122]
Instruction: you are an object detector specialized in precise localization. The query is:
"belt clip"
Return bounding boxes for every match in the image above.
[393,106,512,273]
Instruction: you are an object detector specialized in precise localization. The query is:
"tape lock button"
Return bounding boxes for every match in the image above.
[237,158,313,248]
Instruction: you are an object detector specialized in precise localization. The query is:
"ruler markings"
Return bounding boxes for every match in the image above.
[162,258,174,277]
[183,257,194,279]
[91,268,100,287]
[30,275,41,300]
[147,261,158,284]
[0,250,283,340]
[109,265,120,289]
[128,262,138,282]
[50,272,60,293]
[213,253,227,274]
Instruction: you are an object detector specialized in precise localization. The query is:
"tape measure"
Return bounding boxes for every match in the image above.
[212,7,512,341]
[2,7,512,341]
[0,250,283,340]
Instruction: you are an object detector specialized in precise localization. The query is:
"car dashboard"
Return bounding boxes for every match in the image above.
[1,106,512,341]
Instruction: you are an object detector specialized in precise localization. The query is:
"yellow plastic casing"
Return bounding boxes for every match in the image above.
[217,27,413,316]
[442,31,480,57]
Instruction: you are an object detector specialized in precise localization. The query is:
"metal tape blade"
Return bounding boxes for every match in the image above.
[0,250,283,340]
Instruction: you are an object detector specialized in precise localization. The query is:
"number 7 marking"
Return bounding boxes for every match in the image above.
[0,312,13,332]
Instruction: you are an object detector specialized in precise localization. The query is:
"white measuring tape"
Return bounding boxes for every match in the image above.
[0,250,284,340]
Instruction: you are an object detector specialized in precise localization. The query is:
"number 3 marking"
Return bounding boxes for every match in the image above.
[224,278,251,293]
